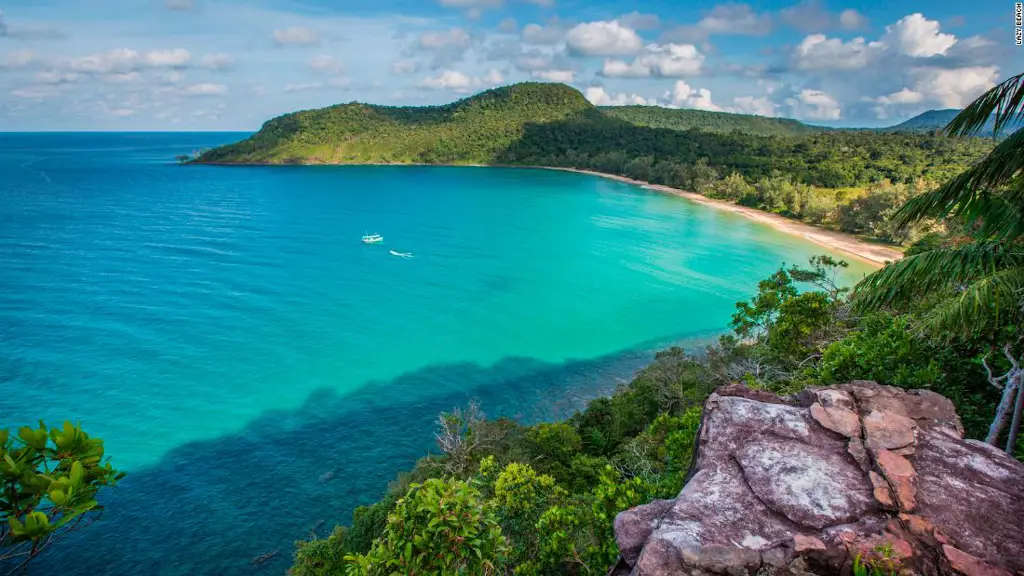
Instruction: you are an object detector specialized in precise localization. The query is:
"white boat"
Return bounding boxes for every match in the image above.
[389,250,413,258]
[361,233,383,244]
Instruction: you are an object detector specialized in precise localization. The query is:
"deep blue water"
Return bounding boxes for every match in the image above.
[0,133,872,575]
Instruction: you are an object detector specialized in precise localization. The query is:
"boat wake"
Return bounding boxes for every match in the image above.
[389,250,413,258]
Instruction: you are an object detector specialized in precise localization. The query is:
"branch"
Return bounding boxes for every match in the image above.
[982,352,1009,389]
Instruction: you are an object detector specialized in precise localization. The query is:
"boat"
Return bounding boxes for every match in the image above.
[361,233,383,244]
[389,250,413,258]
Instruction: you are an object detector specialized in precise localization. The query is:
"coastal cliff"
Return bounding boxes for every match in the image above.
[612,382,1024,576]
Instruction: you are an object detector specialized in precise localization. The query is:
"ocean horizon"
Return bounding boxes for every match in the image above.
[1,132,872,575]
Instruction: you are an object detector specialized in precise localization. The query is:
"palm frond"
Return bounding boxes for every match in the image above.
[915,266,1024,338]
[894,128,1024,235]
[853,242,1024,312]
[945,73,1024,138]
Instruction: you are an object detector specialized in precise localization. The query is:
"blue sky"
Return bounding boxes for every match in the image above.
[0,0,1018,130]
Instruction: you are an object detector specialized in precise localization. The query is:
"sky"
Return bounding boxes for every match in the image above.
[0,0,1018,130]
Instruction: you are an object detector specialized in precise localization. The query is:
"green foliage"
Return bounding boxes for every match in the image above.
[600,105,823,137]
[1,421,124,572]
[293,526,349,576]
[344,478,508,575]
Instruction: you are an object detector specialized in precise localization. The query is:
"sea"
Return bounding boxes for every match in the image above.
[0,132,873,575]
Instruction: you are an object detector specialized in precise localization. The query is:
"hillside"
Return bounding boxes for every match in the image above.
[886,108,1024,137]
[600,105,823,136]
[196,82,594,164]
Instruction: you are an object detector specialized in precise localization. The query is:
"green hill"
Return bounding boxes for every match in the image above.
[884,109,1024,137]
[197,83,990,190]
[197,82,594,164]
[600,105,823,136]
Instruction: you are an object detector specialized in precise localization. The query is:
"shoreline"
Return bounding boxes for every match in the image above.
[192,160,901,267]
[538,167,902,267]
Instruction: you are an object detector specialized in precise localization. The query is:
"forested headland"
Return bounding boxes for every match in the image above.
[195,82,992,247]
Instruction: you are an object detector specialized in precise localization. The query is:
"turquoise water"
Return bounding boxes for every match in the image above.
[0,133,872,574]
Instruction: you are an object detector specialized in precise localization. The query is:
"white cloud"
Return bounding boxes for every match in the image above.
[867,88,925,118]
[531,69,574,82]
[662,80,723,111]
[182,83,228,97]
[11,85,63,100]
[67,48,193,74]
[418,28,472,50]
[273,26,321,47]
[482,68,504,84]
[793,34,880,70]
[283,78,351,92]
[601,43,705,78]
[696,4,771,36]
[521,22,565,45]
[515,52,554,71]
[565,21,644,56]
[787,89,841,120]
[0,49,35,69]
[839,9,869,31]
[34,70,80,84]
[882,13,957,57]
[309,55,344,74]
[200,54,234,71]
[585,86,654,106]
[103,72,141,84]
[910,66,998,108]
[418,68,503,93]
[778,0,831,33]
[391,60,420,75]
[732,95,779,116]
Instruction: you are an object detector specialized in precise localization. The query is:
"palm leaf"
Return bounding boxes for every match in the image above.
[945,73,1024,138]
[894,128,1024,237]
[853,242,1024,312]
[914,266,1024,338]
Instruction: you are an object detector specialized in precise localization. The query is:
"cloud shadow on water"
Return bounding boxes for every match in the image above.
[29,344,676,576]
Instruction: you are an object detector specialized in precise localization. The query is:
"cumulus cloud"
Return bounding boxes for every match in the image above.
[521,22,566,45]
[566,21,644,56]
[498,18,518,33]
[732,95,779,116]
[34,70,80,84]
[662,80,722,111]
[181,82,228,97]
[664,4,771,42]
[418,68,504,93]
[793,34,881,70]
[585,86,654,106]
[273,26,321,47]
[531,69,574,82]
[601,43,705,78]
[910,66,998,108]
[882,13,956,57]
[787,89,841,120]
[309,55,344,74]
[778,0,832,33]
[418,28,472,50]
[200,54,234,71]
[866,88,925,118]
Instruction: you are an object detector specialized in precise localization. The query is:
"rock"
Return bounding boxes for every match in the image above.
[943,545,1014,576]
[614,499,674,566]
[863,410,917,451]
[869,471,896,509]
[876,449,917,512]
[793,535,826,552]
[810,403,862,438]
[613,382,1024,576]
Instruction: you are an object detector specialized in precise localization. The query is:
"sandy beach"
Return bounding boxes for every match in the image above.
[543,167,903,267]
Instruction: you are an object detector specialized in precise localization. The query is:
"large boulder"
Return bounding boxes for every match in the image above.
[613,382,1024,576]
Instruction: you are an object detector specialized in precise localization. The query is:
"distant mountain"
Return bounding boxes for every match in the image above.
[885,109,1023,137]
[600,106,824,137]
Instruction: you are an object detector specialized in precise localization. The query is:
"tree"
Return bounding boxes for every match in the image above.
[854,71,1024,453]
[344,478,508,575]
[1,421,123,575]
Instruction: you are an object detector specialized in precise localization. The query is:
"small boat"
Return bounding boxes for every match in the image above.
[389,250,413,258]
[361,233,383,244]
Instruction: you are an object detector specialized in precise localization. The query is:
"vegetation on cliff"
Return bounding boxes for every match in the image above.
[598,105,822,137]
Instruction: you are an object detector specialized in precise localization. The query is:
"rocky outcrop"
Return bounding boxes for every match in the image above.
[612,382,1024,575]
